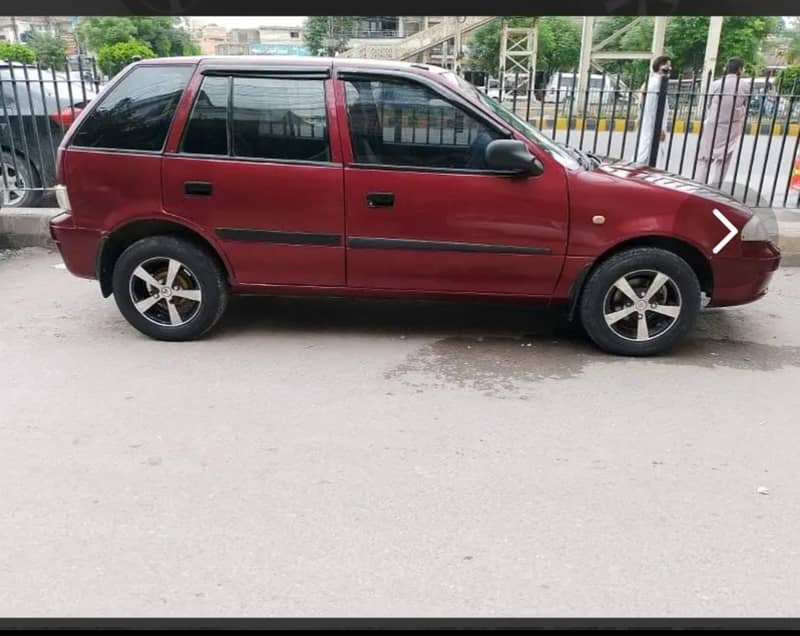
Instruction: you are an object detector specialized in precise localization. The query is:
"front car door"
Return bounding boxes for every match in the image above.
[336,69,570,297]
[162,61,345,287]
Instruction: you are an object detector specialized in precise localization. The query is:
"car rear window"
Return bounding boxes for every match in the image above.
[71,65,193,152]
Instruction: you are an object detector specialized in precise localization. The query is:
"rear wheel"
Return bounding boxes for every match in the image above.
[112,236,229,341]
[578,247,702,356]
[1,152,42,208]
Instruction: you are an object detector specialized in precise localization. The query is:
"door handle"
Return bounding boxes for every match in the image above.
[185,181,213,196]
[366,192,395,208]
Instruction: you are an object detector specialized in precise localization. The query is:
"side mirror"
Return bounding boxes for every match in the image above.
[485,139,543,176]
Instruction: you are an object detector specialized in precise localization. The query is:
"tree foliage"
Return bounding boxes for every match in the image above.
[26,31,67,71]
[593,16,783,81]
[787,27,800,65]
[780,65,800,94]
[0,42,36,64]
[97,39,156,77]
[465,17,581,79]
[77,17,198,57]
[303,16,357,56]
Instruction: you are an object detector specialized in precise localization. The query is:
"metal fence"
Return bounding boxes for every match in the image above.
[1,57,101,208]
[1,58,799,210]
[485,68,800,208]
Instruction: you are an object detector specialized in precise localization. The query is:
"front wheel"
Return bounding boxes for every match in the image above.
[112,236,229,341]
[578,247,702,356]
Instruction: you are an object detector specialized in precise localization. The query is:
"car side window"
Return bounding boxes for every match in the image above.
[231,76,330,163]
[181,76,229,156]
[344,77,501,171]
[71,65,193,152]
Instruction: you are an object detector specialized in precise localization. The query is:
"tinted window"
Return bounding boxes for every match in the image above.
[231,77,329,162]
[345,78,500,170]
[72,65,193,151]
[181,76,229,156]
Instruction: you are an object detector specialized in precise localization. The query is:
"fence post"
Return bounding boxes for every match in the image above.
[649,73,670,167]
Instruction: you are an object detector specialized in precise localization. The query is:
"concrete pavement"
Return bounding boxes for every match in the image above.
[1,248,800,616]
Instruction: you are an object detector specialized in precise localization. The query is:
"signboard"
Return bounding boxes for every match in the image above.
[249,43,311,56]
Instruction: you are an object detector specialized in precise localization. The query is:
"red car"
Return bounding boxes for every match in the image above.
[50,57,780,356]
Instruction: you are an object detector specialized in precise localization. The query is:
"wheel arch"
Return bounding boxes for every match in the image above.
[97,218,233,298]
[567,235,713,321]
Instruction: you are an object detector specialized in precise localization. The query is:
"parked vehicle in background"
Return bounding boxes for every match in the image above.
[544,72,634,106]
[51,57,780,355]
[0,62,97,207]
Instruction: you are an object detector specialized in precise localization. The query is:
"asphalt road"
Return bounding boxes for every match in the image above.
[2,248,800,617]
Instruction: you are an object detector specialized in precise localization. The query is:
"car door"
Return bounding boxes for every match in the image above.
[162,65,345,287]
[337,71,569,296]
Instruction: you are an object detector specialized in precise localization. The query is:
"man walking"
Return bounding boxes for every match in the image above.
[636,55,672,165]
[696,58,749,187]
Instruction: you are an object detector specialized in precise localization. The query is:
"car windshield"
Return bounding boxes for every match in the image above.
[446,73,581,170]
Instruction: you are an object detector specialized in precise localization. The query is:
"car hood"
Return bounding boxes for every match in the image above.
[592,159,754,216]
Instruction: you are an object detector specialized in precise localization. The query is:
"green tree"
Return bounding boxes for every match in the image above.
[465,17,581,79]
[0,42,36,64]
[97,39,155,77]
[787,27,800,65]
[780,65,800,94]
[77,17,198,57]
[303,16,357,56]
[593,16,783,79]
[26,31,67,71]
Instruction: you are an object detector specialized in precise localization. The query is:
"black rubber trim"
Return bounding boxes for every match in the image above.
[202,68,330,79]
[216,228,341,247]
[95,235,114,298]
[348,237,551,255]
[567,263,594,322]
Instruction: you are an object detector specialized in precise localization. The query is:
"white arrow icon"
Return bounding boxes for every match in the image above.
[712,208,738,255]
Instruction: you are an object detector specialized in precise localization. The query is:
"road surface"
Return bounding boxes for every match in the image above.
[1,248,800,617]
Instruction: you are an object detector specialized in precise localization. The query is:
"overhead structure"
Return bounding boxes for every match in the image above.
[576,16,725,109]
[576,16,668,108]
[498,19,539,98]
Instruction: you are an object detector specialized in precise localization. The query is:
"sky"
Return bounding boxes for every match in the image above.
[190,16,307,29]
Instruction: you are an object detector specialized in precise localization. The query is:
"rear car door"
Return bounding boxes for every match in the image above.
[337,70,569,296]
[162,63,345,287]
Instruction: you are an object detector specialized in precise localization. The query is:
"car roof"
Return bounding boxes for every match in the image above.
[138,55,453,81]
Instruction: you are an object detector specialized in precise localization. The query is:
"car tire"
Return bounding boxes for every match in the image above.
[112,236,229,341]
[578,247,702,356]
[0,152,42,208]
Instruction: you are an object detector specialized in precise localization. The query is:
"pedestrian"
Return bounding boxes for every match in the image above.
[636,55,672,165]
[696,57,749,187]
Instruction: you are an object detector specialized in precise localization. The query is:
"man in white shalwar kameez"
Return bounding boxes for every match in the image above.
[636,55,673,165]
[696,57,749,187]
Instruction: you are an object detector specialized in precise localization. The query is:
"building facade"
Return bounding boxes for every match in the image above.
[0,16,75,43]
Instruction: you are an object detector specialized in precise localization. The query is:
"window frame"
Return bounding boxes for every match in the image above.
[69,63,195,155]
[178,74,232,157]
[338,69,518,176]
[174,70,336,167]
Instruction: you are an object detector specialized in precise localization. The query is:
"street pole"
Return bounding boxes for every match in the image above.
[703,16,724,83]
[577,16,595,115]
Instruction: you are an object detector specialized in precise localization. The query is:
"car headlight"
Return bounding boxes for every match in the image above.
[740,214,769,242]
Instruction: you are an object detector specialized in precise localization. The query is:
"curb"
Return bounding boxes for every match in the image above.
[2,207,800,256]
[0,208,57,249]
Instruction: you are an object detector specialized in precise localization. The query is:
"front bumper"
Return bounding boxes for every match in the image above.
[709,242,781,307]
[49,212,102,280]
